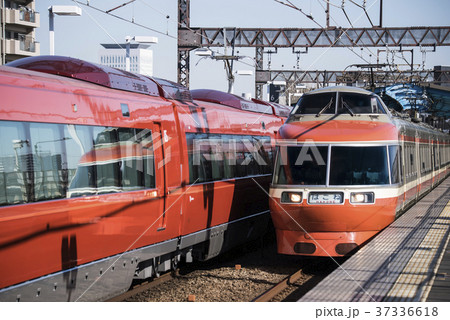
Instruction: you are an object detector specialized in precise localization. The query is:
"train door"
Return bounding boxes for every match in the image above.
[153,122,168,231]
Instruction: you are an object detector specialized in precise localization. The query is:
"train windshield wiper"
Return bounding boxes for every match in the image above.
[341,99,355,117]
[315,98,334,117]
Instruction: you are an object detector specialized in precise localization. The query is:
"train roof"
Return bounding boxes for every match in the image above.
[7,55,161,97]
[6,56,288,118]
[191,89,276,116]
[304,86,375,96]
[6,56,194,102]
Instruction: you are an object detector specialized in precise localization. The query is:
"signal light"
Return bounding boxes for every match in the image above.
[350,192,375,204]
[281,192,303,203]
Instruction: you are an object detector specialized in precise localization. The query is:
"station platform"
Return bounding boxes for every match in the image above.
[300,177,450,302]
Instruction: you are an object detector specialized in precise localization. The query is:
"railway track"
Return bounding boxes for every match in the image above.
[110,237,343,302]
[107,270,178,302]
[251,269,304,302]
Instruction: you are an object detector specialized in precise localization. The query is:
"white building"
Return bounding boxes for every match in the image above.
[1,0,40,64]
[99,43,154,76]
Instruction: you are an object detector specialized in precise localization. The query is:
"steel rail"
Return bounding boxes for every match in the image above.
[106,270,178,302]
[251,269,304,302]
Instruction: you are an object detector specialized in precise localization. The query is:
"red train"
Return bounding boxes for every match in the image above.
[0,56,288,301]
[270,86,450,257]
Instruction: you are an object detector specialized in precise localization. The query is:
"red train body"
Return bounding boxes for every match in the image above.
[270,86,450,257]
[0,56,286,301]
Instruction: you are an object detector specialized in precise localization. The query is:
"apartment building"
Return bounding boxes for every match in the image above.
[1,0,40,64]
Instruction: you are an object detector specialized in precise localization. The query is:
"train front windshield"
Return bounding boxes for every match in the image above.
[291,92,387,116]
[275,145,399,186]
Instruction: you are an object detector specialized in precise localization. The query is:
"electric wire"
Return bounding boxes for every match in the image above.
[319,0,341,8]
[316,0,373,62]
[72,0,126,50]
[71,0,177,39]
[275,0,381,95]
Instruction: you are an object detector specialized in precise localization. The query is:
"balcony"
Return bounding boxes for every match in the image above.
[6,37,40,57]
[5,8,40,28]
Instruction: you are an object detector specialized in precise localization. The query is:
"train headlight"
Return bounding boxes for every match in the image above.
[350,192,375,204]
[281,192,303,204]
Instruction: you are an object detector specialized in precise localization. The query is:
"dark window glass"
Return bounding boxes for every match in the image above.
[222,135,237,179]
[330,146,389,185]
[186,133,273,184]
[256,136,272,174]
[338,93,386,114]
[0,121,30,205]
[68,127,155,197]
[389,145,400,184]
[275,145,328,185]
[187,133,212,183]
[234,139,247,178]
[30,123,67,201]
[293,93,335,115]
[0,121,156,206]
[399,145,404,183]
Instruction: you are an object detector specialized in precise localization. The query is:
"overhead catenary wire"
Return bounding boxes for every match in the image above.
[274,0,322,28]
[319,0,341,9]
[316,0,373,62]
[71,0,177,40]
[275,0,374,64]
[341,1,354,28]
[70,1,205,126]
[274,0,381,96]
[72,0,126,50]
[73,0,391,93]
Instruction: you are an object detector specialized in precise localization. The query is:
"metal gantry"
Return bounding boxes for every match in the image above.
[177,0,450,97]
[260,69,450,86]
[179,26,450,49]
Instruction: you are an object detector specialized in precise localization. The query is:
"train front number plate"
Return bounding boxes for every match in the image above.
[308,192,343,204]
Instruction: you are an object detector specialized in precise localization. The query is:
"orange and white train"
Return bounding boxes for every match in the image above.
[270,86,450,257]
[0,56,288,301]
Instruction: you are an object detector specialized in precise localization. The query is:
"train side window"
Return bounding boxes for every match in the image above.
[244,136,259,176]
[409,146,416,175]
[0,121,156,205]
[66,126,97,197]
[260,136,272,174]
[124,129,155,190]
[222,135,237,179]
[0,121,31,206]
[209,135,224,181]
[410,145,415,176]
[30,123,67,201]
[187,133,212,183]
[399,145,404,183]
[67,126,156,197]
[186,133,272,184]
[406,144,412,177]
[389,146,400,184]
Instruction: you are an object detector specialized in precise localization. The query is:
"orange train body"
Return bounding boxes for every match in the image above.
[0,56,287,301]
[269,86,450,257]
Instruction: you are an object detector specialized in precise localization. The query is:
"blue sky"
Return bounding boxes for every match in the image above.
[35,0,450,96]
